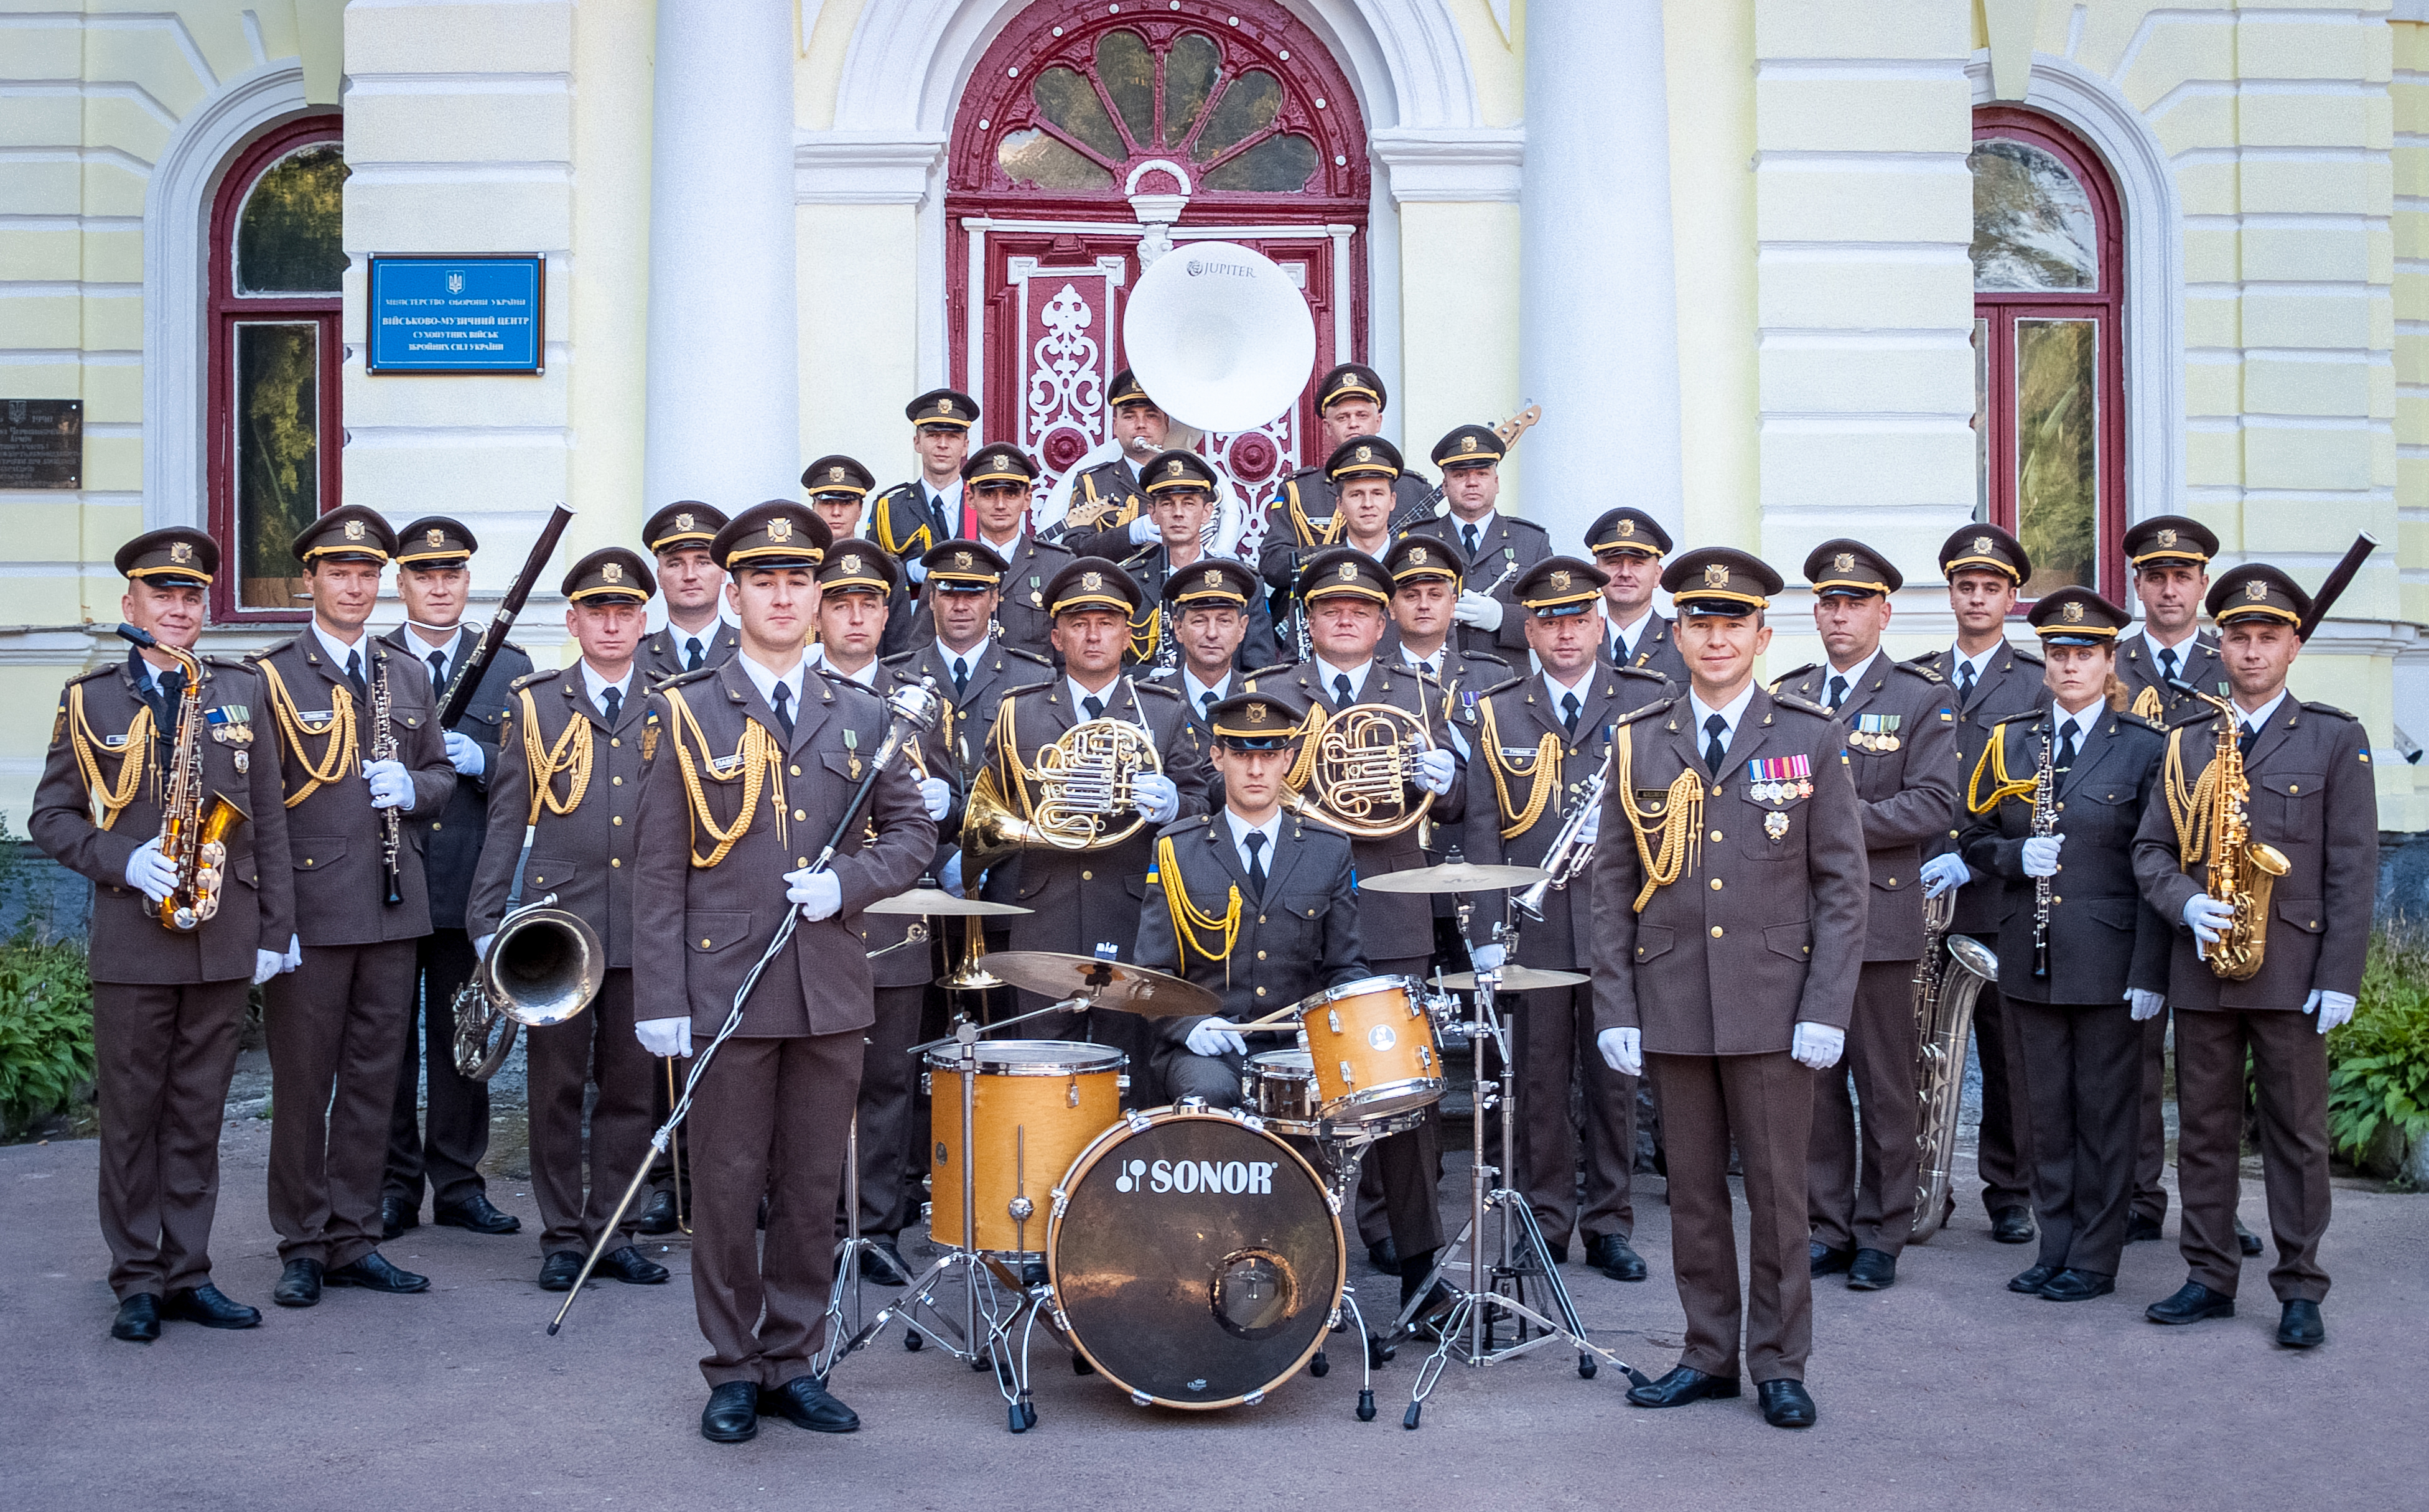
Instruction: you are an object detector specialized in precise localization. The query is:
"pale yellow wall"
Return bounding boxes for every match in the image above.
[1396,200,1523,461]
[1665,0,1761,553]
[564,0,654,571]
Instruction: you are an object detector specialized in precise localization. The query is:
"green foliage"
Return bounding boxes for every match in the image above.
[0,930,93,1137]
[2326,922,2429,1170]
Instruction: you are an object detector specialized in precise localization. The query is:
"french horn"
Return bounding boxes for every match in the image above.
[1282,702,1436,841]
[961,717,1165,870]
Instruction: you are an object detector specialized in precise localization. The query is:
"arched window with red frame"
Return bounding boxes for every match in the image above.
[207,115,345,620]
[1972,106,2125,600]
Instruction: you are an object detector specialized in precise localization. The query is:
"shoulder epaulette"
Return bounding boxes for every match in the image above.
[1894,660,1944,685]
[656,666,718,691]
[1500,515,1550,538]
[999,646,1053,668]
[1476,674,1529,699]
[1901,651,1944,670]
[65,663,113,685]
[1771,691,1832,719]
[198,653,254,672]
[508,668,555,692]
[1612,664,1667,686]
[2010,644,2044,665]
[818,670,886,703]
[1460,650,1513,671]
[1118,544,1156,571]
[1160,813,1213,836]
[1002,679,1059,699]
[1987,711,2037,733]
[1132,679,1183,702]
[2113,709,2161,734]
[2301,700,2359,721]
[1240,662,1297,683]
[879,648,923,668]
[1770,663,1820,688]
[1615,694,1680,729]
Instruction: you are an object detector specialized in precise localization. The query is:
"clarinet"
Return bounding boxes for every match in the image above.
[371,648,404,907]
[2030,722,2054,979]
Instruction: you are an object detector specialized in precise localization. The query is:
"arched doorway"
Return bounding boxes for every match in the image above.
[945,0,1369,498]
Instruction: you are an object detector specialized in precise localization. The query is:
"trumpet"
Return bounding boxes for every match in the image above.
[962,716,1163,870]
[1282,702,1436,841]
[1513,765,1603,920]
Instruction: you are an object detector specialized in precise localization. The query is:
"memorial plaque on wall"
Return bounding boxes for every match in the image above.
[365,253,545,374]
[0,399,82,489]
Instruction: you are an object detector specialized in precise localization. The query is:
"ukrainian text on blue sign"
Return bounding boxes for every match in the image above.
[366,254,545,373]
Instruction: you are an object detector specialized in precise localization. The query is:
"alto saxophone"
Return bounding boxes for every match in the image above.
[114,623,246,931]
[2169,689,2290,981]
[370,648,404,907]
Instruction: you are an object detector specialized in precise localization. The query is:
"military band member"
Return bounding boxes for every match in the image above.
[1913,524,2044,1244]
[29,529,294,1341]
[1257,363,1433,602]
[1147,554,1267,737]
[1055,366,1167,558]
[2133,566,2374,1350]
[462,549,668,1291]
[1959,589,2169,1300]
[802,453,877,543]
[1399,423,1548,661]
[1772,540,1957,1292]
[640,502,740,683]
[380,516,527,1243]
[635,502,935,1442]
[868,388,979,564]
[1590,548,1864,1429]
[887,540,1055,797]
[1465,557,1667,1281]
[900,442,1072,662]
[1585,507,1688,684]
[1379,534,1499,690]
[1117,449,1279,671]
[253,506,457,1307]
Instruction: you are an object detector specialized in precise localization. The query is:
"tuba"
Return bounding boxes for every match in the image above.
[1282,702,1436,841]
[1911,911,1997,1241]
[113,623,247,931]
[961,717,1164,871]
[451,895,605,1080]
[2167,689,2290,981]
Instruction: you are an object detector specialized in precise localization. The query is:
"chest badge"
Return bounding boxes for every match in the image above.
[1765,809,1790,841]
[1745,754,1812,803]
[1850,713,1902,753]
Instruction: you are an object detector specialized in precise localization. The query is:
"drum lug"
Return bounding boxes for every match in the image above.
[1338,1060,1356,1089]
[1126,1109,1155,1133]
[1051,1187,1070,1220]
[1129,1391,1153,1407]
[1241,1112,1265,1132]
[919,1071,931,1095]
[1115,1073,1131,1091]
[1418,1046,1433,1071]
[1066,1076,1081,1109]
[1327,1009,1342,1035]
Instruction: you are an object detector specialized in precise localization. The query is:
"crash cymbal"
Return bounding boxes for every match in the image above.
[1437,966,1589,993]
[863,887,1030,917]
[979,951,1221,1019]
[1356,861,1549,895]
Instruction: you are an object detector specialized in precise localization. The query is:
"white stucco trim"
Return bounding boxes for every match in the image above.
[796,131,948,205]
[140,62,312,531]
[1968,54,2186,533]
[1368,126,1525,203]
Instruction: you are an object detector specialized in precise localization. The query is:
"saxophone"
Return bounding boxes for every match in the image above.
[114,623,246,931]
[2167,689,2290,981]
[370,648,404,907]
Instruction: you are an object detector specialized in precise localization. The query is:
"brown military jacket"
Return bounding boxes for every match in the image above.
[1912,640,2045,936]
[1588,688,1869,1055]
[2132,695,2376,1012]
[1256,469,1435,594]
[841,660,956,991]
[1772,651,1959,962]
[2115,629,2226,721]
[1055,456,1151,560]
[1607,610,1690,686]
[641,619,742,686]
[465,665,653,968]
[634,656,935,1038]
[1116,543,1283,673]
[898,533,1073,665]
[1401,510,1552,660]
[29,650,295,984]
[253,631,455,945]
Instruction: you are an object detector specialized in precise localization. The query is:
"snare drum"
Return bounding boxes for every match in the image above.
[926,1040,1124,1255]
[1294,975,1442,1121]
[1242,1050,1320,1131]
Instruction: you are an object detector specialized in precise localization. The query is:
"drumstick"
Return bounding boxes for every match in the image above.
[1228,1006,1300,1032]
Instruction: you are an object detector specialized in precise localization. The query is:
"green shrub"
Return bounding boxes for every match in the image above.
[0,930,93,1137]
[2325,921,2429,1167]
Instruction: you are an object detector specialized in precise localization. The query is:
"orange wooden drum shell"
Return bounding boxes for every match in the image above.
[928,1042,1124,1254]
[1299,978,1441,1119]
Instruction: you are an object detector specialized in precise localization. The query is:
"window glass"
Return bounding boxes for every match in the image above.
[1203,133,1317,193]
[1034,66,1127,163]
[1970,139,2096,293]
[235,144,345,296]
[1163,33,1221,148]
[1096,30,1154,149]
[999,128,1116,190]
[2015,319,2097,595]
[234,322,320,609]
[1193,70,1282,162]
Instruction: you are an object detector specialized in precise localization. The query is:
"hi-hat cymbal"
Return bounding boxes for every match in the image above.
[979,951,1220,1019]
[1356,862,1549,895]
[864,888,1030,917]
[1437,966,1589,993]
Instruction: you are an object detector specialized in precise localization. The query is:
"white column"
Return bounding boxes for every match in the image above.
[1521,0,1684,549]
[645,0,800,510]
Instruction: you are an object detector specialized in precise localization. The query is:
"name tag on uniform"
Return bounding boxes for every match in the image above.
[1746,754,1812,803]
[1849,714,1901,753]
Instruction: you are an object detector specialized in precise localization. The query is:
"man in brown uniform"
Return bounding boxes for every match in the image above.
[253,505,457,1307]
[467,547,670,1292]
[1053,365,1167,559]
[1257,363,1434,605]
[1399,424,1551,663]
[640,503,740,684]
[30,528,295,1341]
[1587,508,1689,684]
[897,444,1076,663]
[1113,449,1280,671]
[1591,546,1865,1430]
[1772,539,1958,1292]
[635,501,935,1442]
[2134,564,2375,1350]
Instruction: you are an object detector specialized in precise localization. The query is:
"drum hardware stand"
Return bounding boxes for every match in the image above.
[1304,1116,1389,1422]
[661,1058,692,1236]
[1394,903,1649,1429]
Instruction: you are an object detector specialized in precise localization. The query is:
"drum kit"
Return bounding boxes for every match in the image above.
[818,854,1646,1433]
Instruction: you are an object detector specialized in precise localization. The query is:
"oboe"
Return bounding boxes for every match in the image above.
[371,648,404,907]
[2030,722,2054,979]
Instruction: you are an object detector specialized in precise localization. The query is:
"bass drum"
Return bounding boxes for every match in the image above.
[1048,1108,1343,1410]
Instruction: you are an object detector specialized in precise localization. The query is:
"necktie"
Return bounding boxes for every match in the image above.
[427,649,447,690]
[1826,674,1849,712]
[952,656,971,700]
[601,685,622,726]
[2054,719,2077,775]
[1333,673,1354,709]
[1082,694,1104,721]
[2239,720,2260,758]
[2158,646,2180,685]
[1462,523,1480,558]
[1703,714,1729,775]
[1561,691,1580,737]
[154,668,185,731]
[770,680,795,739]
[684,636,705,673]
[1243,830,1269,902]
[1957,661,1977,704]
[1200,690,1216,721]
[345,648,366,701]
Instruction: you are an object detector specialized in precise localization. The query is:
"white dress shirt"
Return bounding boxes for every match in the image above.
[2050,698,2100,755]
[1068,674,1122,718]
[2234,687,2291,737]
[1313,655,1373,706]
[936,638,985,689]
[2139,625,2203,683]
[1398,645,1446,678]
[1449,508,1500,560]
[1225,808,1283,877]
[737,653,807,720]
[404,626,461,688]
[1821,648,1884,707]
[580,660,634,718]
[312,620,372,678]
[1183,668,1232,719]
[1688,679,1760,763]
[1610,610,1653,663]
[1949,643,1998,691]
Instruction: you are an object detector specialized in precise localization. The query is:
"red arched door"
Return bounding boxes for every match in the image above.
[946,0,1369,498]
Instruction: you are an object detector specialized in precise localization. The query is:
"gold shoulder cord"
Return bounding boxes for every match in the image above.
[67,683,154,831]
[1965,728,2037,815]
[2161,723,2219,867]
[661,684,785,867]
[1285,477,1346,549]
[1282,700,1331,793]
[2131,684,2165,722]
[1478,698,1560,839]
[518,686,595,824]
[1155,834,1242,984]
[258,659,358,808]
[1608,722,1705,912]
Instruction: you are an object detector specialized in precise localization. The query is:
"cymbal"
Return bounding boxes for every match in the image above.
[863,887,1030,917]
[1437,966,1589,993]
[1356,861,1549,895]
[979,951,1220,1019]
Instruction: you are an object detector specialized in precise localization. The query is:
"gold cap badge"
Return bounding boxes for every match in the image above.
[1247,701,1268,722]
[343,519,365,541]
[675,511,695,532]
[1410,546,1429,565]
[768,518,793,541]
[953,550,973,570]
[936,396,953,414]
[1705,563,1730,588]
[2061,599,2083,622]
[1616,520,1636,538]
[2158,528,2178,548]
[603,561,623,582]
[1166,459,1187,477]
[1354,445,1372,463]
[1338,562,1358,581]
[1459,435,1478,453]
[828,465,846,483]
[1972,535,1992,556]
[2247,579,2268,600]
[1833,551,1856,574]
[426,528,446,549]
[170,541,192,563]
[840,554,860,574]
[1550,569,1572,591]
[1202,567,1223,589]
[1082,571,1103,591]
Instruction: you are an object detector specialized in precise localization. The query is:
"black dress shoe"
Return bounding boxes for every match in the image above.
[599,1246,670,1285]
[381,1197,418,1241]
[1585,1233,1648,1282]
[162,1284,261,1329]
[2008,1264,2058,1294]
[637,1189,681,1236]
[760,1376,860,1434]
[1809,1242,1853,1277]
[538,1251,585,1291]
[110,1294,161,1343]
[701,1381,758,1444]
[434,1192,521,1235]
[1758,1378,1818,1428]
[324,1251,429,1294]
[2277,1299,2324,1348]
[2125,1212,2163,1243]
[2040,1268,2114,1302]
[1542,1239,1570,1266]
[2236,1217,2263,1257]
[1846,1249,1897,1290]
[2146,1280,2235,1325]
[272,1259,323,1308]
[1625,1365,1740,1408]
[859,1237,913,1287]
[1366,1236,1402,1276]
[1991,1206,2036,1244]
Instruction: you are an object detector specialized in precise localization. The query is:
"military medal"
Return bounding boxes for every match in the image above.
[1765,809,1790,840]
[1746,754,1811,803]
[844,726,862,779]
[1852,713,1902,752]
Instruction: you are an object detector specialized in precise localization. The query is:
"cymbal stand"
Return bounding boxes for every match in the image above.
[1305,1118,1391,1422]
[1395,902,1648,1429]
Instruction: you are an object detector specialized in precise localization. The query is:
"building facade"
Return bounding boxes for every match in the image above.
[2,0,2424,826]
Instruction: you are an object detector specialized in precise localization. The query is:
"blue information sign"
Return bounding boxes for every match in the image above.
[366,254,545,373]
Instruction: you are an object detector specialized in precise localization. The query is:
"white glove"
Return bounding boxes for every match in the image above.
[1185,1019,1247,1058]
[473,933,494,964]
[123,836,177,903]
[253,949,282,987]
[1414,748,1456,795]
[1920,854,1970,898]
[364,758,414,811]
[918,776,952,822]
[787,867,843,921]
[442,730,485,778]
[1452,590,1504,632]
[2126,988,2166,1022]
[1596,1026,1643,1077]
[281,933,301,972]
[2306,989,2357,1035]
[635,1017,692,1057]
[1470,941,1506,976]
[1133,772,1180,824]
[2183,894,2234,946]
[1128,513,1158,544]
[939,851,966,898]
[905,558,927,584]
[2020,834,2064,878]
[1791,1021,1846,1070]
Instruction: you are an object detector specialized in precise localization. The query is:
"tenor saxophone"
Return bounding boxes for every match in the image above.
[370,648,404,907]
